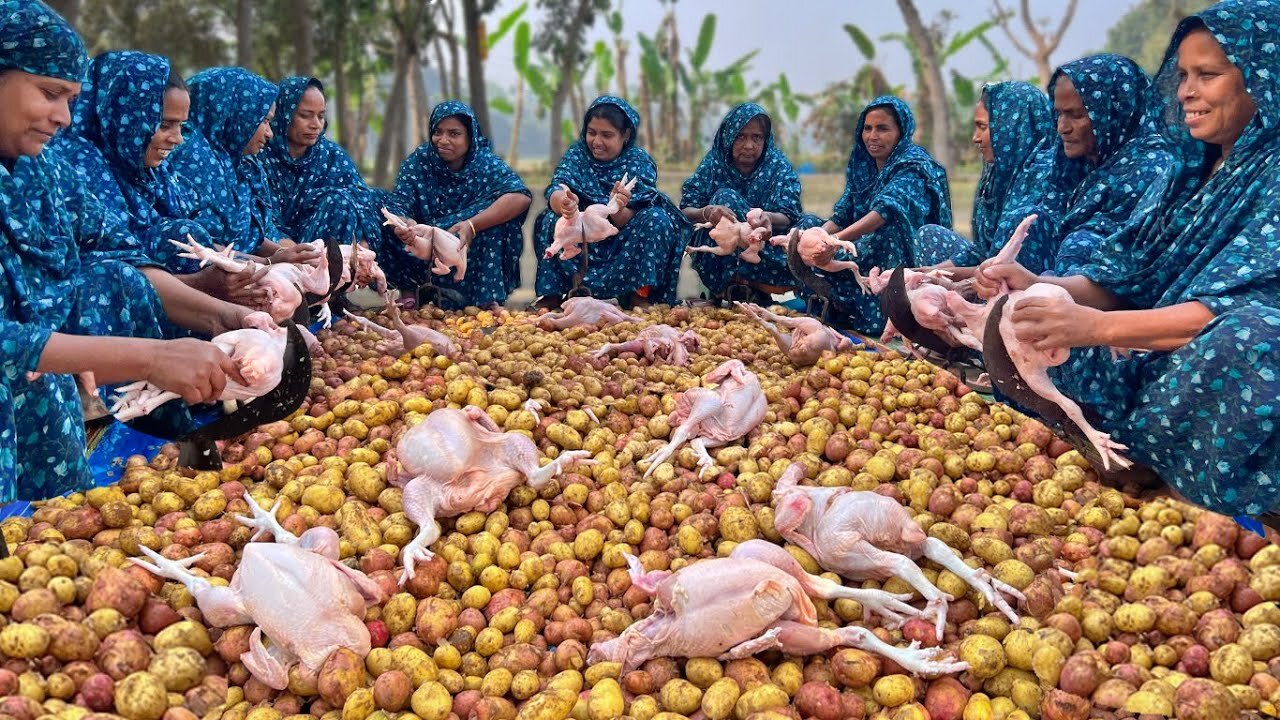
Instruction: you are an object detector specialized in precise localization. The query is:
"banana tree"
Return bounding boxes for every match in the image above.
[752,71,809,157]
[636,31,669,153]
[607,5,628,97]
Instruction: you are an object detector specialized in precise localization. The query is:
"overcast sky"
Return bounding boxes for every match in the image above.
[480,0,1143,96]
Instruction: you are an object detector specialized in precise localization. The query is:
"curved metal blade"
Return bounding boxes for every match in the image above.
[879,266,973,359]
[787,230,832,299]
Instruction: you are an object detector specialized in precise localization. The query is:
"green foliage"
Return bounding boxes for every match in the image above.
[593,39,614,91]
[1104,0,1214,73]
[690,14,715,71]
[843,24,876,61]
[491,96,515,114]
[513,21,532,73]
[484,3,528,51]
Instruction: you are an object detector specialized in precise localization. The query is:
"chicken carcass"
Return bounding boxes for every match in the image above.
[342,300,459,358]
[997,284,1133,470]
[592,324,701,367]
[737,302,853,366]
[380,209,466,281]
[171,236,330,323]
[641,359,766,478]
[686,208,772,264]
[535,296,643,330]
[394,406,593,582]
[586,539,962,676]
[771,462,1025,640]
[544,175,637,260]
[109,313,288,421]
[130,492,385,690]
[339,241,390,293]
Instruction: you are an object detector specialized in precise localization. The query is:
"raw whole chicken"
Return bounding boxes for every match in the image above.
[997,284,1133,470]
[592,324,700,367]
[686,208,772,264]
[130,492,385,690]
[640,359,766,478]
[171,236,330,323]
[535,296,643,330]
[586,539,963,676]
[380,209,467,281]
[339,242,390,293]
[342,300,459,358]
[770,462,1024,640]
[777,226,869,285]
[737,302,853,366]
[393,406,593,583]
[544,175,637,260]
[109,312,287,421]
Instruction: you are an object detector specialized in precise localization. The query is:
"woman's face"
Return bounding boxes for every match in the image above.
[242,102,275,155]
[431,115,470,166]
[586,116,629,162]
[1177,28,1257,151]
[731,116,767,173]
[288,86,326,151]
[144,87,188,168]
[0,70,79,159]
[861,107,901,165]
[1053,77,1097,161]
[972,99,994,164]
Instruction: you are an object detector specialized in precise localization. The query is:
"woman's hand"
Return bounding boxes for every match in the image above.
[272,243,323,266]
[1009,296,1104,351]
[702,205,736,224]
[555,188,579,217]
[447,220,476,248]
[144,338,247,404]
[973,260,1037,299]
[611,179,633,211]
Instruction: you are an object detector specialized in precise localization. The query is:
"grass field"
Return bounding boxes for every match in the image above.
[506,170,978,307]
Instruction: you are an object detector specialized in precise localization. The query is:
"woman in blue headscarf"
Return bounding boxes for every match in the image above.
[804,96,954,334]
[1044,54,1185,275]
[259,77,386,248]
[917,82,1060,275]
[49,50,265,305]
[167,67,319,274]
[533,96,688,307]
[977,0,1280,527]
[380,100,531,309]
[680,102,821,301]
[0,1,249,502]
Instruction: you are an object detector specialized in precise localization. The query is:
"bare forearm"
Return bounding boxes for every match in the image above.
[1094,301,1215,351]
[766,212,790,231]
[834,211,885,242]
[469,193,531,231]
[37,334,153,383]
[142,267,247,336]
[612,207,636,227]
[682,206,708,222]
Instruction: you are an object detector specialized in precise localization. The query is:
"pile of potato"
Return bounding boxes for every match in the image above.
[2,304,1278,720]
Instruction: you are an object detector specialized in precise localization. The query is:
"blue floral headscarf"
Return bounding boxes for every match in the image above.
[958,82,1058,270]
[0,0,86,82]
[1081,0,1280,313]
[679,102,803,223]
[546,95,661,207]
[166,67,281,262]
[830,96,952,238]
[1045,54,1183,273]
[385,99,530,222]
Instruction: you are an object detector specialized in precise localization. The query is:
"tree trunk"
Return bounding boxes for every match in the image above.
[236,0,254,68]
[614,38,628,98]
[462,0,491,137]
[374,48,410,187]
[292,0,314,75]
[47,0,80,26]
[548,0,597,162]
[638,71,655,150]
[333,0,353,149]
[896,0,953,172]
[352,86,375,167]
[663,12,680,163]
[432,39,450,99]
[508,73,524,165]
[411,56,432,145]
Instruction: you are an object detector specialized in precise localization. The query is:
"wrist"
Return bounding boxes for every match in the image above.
[1085,308,1111,346]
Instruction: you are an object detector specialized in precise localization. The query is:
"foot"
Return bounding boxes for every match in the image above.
[844,588,921,628]
[399,537,436,585]
[921,596,950,641]
[235,493,291,543]
[523,398,547,423]
[1084,428,1133,471]
[129,546,209,594]
[842,626,968,677]
[964,568,1025,625]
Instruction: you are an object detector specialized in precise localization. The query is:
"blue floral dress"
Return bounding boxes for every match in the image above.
[1045,54,1185,275]
[918,82,1060,273]
[1,3,165,502]
[818,96,955,334]
[166,67,282,272]
[259,77,386,248]
[533,96,689,304]
[380,100,531,308]
[680,102,821,295]
[49,51,213,269]
[1040,0,1280,521]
